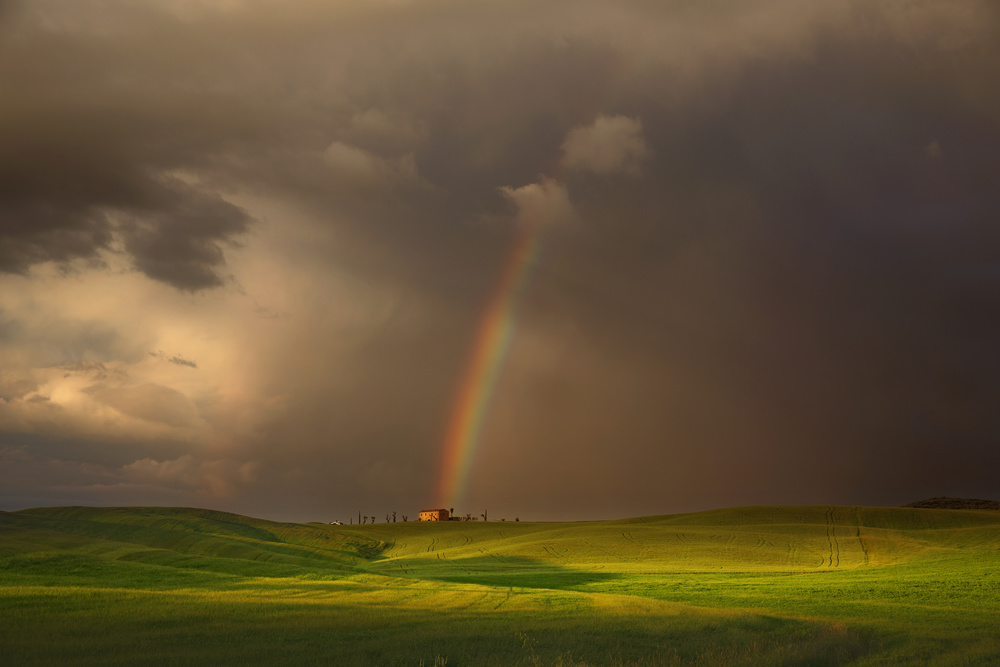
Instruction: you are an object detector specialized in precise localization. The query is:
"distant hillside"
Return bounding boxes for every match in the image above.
[0,505,385,585]
[905,497,1000,510]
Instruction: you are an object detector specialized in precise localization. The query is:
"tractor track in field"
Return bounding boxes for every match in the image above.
[426,537,438,553]
[493,588,513,610]
[542,544,567,561]
[825,506,840,567]
[854,507,869,565]
[456,592,492,611]
[582,539,616,559]
[785,538,797,565]
[478,547,507,563]
[757,535,776,549]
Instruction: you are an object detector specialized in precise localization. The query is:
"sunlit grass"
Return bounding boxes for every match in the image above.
[2,505,998,664]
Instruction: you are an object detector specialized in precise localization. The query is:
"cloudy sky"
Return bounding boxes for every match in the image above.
[1,0,999,522]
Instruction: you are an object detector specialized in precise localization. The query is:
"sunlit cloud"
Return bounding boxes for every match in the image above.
[499,178,575,228]
[561,115,650,176]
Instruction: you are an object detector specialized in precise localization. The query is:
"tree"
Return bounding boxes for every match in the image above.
[386,514,390,523]
[464,513,472,521]
[402,515,408,522]
[449,507,454,517]
[392,511,397,523]
[481,510,488,522]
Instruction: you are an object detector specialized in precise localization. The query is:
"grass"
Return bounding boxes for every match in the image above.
[1,505,998,665]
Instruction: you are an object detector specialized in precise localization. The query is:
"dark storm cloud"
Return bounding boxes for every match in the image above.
[2,0,1000,520]
[0,2,252,290]
[119,185,249,291]
[492,14,1000,515]
[0,124,251,289]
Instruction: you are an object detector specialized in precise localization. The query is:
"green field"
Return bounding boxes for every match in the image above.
[2,505,999,665]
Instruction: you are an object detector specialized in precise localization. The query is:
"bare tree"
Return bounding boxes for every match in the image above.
[392,511,397,523]
[402,515,408,522]
[480,510,488,522]
[464,513,472,522]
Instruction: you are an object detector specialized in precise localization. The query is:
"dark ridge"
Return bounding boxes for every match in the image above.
[905,497,1000,510]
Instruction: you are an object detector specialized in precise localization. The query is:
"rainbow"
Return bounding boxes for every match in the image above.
[435,219,545,509]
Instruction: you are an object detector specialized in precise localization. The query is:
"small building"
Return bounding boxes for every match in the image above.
[419,508,450,522]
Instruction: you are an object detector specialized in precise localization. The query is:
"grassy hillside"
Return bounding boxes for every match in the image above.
[2,505,999,665]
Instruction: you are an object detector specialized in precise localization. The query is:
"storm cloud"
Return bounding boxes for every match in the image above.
[1,0,999,521]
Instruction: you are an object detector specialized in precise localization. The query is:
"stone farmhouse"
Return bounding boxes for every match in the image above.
[419,508,450,521]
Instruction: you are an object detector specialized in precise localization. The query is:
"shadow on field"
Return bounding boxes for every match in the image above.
[385,555,621,590]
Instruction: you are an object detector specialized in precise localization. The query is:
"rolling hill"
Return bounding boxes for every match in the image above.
[2,505,999,665]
